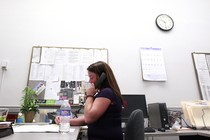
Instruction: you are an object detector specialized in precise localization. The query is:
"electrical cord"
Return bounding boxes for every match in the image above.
[180,115,196,129]
[167,109,195,129]
[180,108,210,130]
[0,70,6,94]
[73,102,84,118]
[167,110,182,127]
[202,108,210,130]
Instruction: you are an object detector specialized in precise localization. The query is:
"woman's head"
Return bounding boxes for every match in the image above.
[87,61,123,102]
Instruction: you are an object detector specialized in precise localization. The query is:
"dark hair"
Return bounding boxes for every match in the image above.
[87,61,123,103]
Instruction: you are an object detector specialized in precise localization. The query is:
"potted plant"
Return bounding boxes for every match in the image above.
[20,86,39,123]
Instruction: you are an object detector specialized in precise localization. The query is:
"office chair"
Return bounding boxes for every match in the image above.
[125,109,144,140]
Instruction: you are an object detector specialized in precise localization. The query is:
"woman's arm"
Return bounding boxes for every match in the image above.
[55,115,86,126]
[84,84,111,124]
[84,97,110,124]
[70,116,86,126]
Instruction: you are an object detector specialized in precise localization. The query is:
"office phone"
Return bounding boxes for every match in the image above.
[94,72,106,89]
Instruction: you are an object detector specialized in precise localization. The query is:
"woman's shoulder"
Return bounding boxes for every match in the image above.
[97,88,115,98]
[101,87,113,93]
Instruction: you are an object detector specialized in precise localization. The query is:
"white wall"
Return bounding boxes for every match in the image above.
[0,0,210,107]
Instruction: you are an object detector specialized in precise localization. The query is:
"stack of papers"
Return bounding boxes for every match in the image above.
[12,123,75,133]
[0,122,12,129]
[182,100,210,129]
[13,124,59,133]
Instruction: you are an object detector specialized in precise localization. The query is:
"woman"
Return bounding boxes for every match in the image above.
[55,61,123,140]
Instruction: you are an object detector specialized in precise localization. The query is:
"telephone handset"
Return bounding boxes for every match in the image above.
[94,72,106,89]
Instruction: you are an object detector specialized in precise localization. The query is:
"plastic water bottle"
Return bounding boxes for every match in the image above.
[59,100,72,133]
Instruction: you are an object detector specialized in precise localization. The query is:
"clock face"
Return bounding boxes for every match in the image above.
[156,14,174,31]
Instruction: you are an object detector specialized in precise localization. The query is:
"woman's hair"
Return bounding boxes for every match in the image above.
[87,61,123,103]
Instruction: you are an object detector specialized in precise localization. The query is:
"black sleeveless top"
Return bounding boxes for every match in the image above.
[87,88,123,140]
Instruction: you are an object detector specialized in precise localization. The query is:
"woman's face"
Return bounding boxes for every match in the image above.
[88,71,98,83]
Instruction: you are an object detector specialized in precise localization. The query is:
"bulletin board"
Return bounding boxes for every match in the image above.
[27,46,108,103]
[192,52,210,101]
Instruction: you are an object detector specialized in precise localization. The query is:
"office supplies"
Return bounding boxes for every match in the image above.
[181,100,210,129]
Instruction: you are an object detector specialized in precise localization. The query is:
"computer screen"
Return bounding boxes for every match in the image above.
[121,94,148,122]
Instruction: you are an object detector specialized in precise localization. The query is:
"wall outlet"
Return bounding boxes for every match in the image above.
[1,60,8,70]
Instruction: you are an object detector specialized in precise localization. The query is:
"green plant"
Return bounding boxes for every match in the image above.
[20,86,39,113]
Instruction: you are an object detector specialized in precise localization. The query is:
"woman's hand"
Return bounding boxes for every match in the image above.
[55,116,60,124]
[86,83,97,96]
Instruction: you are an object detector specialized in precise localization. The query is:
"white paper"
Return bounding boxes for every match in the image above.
[67,49,81,63]
[29,63,46,81]
[181,100,210,129]
[94,49,108,63]
[197,70,210,100]
[205,55,210,70]
[44,81,60,100]
[140,47,167,81]
[193,54,208,70]
[32,48,41,63]
[13,124,75,133]
[40,48,56,65]
[81,49,94,63]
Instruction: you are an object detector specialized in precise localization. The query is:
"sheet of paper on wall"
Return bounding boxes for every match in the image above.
[32,47,41,63]
[205,55,210,70]
[44,81,60,100]
[197,69,210,100]
[81,49,94,63]
[67,49,81,63]
[40,47,57,65]
[193,54,209,70]
[94,49,108,63]
[29,63,46,81]
[140,47,167,81]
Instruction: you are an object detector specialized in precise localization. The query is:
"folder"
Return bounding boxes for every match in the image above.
[181,100,210,129]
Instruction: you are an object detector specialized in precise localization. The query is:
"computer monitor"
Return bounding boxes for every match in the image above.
[121,94,148,122]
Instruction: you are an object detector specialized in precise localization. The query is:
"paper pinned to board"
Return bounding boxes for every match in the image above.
[181,100,210,129]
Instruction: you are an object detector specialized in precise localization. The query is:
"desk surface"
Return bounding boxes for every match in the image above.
[145,129,210,138]
[1,126,81,140]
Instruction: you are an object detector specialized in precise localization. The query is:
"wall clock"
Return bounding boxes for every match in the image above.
[156,14,174,31]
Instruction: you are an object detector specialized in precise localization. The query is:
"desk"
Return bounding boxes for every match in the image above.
[145,129,210,140]
[1,126,81,140]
